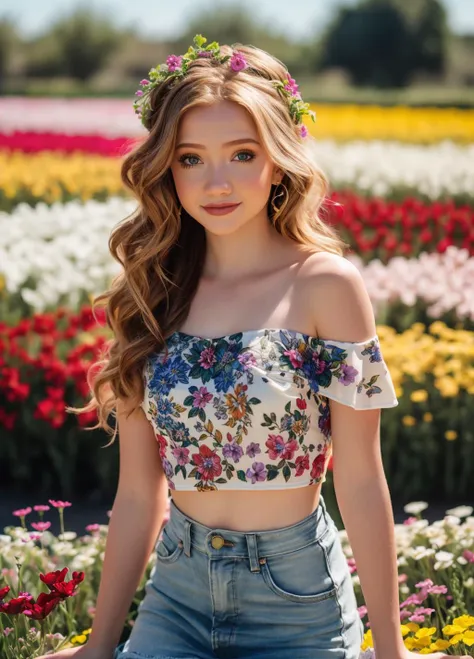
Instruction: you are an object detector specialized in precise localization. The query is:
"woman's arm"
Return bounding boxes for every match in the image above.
[310,255,405,658]
[86,399,169,655]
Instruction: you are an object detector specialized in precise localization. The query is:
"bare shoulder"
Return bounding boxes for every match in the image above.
[299,251,376,343]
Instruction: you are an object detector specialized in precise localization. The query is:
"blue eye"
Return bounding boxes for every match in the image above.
[178,150,256,169]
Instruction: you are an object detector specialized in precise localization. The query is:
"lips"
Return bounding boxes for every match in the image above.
[203,203,240,209]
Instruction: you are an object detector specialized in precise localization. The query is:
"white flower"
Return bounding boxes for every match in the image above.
[434,550,454,570]
[445,505,473,518]
[409,546,435,560]
[403,501,429,515]
[58,532,78,541]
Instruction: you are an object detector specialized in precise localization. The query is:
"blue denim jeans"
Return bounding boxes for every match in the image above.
[113,495,364,659]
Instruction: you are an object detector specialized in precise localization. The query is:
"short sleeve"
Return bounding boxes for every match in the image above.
[306,334,399,410]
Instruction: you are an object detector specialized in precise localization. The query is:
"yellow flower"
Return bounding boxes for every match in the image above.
[431,639,451,650]
[443,624,465,636]
[404,623,420,633]
[445,430,458,441]
[410,389,428,403]
[402,415,417,427]
[416,628,437,639]
[423,412,433,422]
[453,615,474,629]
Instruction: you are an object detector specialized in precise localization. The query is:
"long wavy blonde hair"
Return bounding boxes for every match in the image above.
[72,41,349,441]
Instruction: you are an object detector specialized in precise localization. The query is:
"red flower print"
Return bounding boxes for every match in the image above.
[192,445,222,481]
[156,433,168,458]
[296,396,307,410]
[265,435,299,461]
[310,453,327,480]
[295,454,310,477]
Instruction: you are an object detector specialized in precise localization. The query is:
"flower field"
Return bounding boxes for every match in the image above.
[0,97,473,656]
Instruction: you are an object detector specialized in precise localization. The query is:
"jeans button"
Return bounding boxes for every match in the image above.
[211,535,225,549]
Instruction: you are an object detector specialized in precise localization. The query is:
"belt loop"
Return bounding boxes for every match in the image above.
[245,534,261,573]
[183,519,192,558]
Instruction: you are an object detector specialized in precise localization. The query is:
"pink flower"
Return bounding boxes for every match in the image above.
[358,605,368,618]
[31,522,51,532]
[140,79,150,86]
[463,549,474,563]
[135,90,143,97]
[299,125,308,138]
[166,55,183,71]
[409,614,426,623]
[347,557,357,574]
[284,348,304,369]
[197,51,213,58]
[33,505,50,513]
[48,500,72,509]
[13,507,32,517]
[230,51,248,72]
[403,516,418,525]
[415,578,433,589]
[172,447,190,466]
[284,73,300,96]
[85,524,100,533]
[428,585,448,595]
[198,346,217,369]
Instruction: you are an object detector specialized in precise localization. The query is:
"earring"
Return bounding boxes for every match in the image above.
[271,183,289,221]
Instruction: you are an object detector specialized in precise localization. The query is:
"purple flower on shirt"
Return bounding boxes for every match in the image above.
[222,441,244,463]
[246,462,267,484]
[245,442,261,458]
[192,386,213,408]
[338,364,359,385]
[172,447,190,466]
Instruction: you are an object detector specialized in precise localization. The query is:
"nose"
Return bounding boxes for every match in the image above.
[204,168,232,195]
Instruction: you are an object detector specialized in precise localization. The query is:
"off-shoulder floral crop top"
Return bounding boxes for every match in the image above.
[142,328,398,492]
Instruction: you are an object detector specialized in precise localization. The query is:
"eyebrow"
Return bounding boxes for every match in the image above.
[176,138,261,149]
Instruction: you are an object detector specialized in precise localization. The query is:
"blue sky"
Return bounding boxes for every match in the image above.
[3,0,474,40]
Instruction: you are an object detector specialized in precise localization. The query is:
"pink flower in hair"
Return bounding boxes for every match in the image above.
[166,55,183,71]
[140,79,150,86]
[284,73,300,97]
[230,51,248,72]
[198,51,213,58]
[300,125,308,138]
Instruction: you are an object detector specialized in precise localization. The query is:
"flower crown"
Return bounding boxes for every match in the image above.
[133,34,316,137]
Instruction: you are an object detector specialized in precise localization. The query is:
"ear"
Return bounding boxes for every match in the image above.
[272,168,284,186]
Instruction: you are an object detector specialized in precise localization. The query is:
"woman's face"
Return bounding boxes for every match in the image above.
[170,100,282,235]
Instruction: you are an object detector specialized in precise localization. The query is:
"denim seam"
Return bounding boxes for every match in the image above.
[318,532,347,651]
[229,558,239,647]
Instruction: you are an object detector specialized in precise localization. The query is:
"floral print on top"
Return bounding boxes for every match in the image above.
[142,328,398,492]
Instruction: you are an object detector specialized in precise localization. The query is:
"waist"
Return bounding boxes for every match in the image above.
[166,493,334,559]
[171,482,322,531]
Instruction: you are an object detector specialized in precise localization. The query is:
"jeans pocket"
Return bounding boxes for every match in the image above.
[155,525,184,564]
[259,529,338,604]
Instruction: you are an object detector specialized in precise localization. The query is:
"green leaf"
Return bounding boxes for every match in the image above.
[193,34,207,48]
[283,465,291,481]
[237,470,247,482]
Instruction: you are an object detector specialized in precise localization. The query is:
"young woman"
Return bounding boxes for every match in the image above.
[38,36,469,659]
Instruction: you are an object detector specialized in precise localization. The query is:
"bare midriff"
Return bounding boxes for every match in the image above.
[171,482,322,532]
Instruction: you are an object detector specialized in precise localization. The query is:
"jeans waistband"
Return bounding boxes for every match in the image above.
[165,495,333,572]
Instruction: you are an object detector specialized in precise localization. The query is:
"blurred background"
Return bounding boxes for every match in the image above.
[1,0,474,532]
